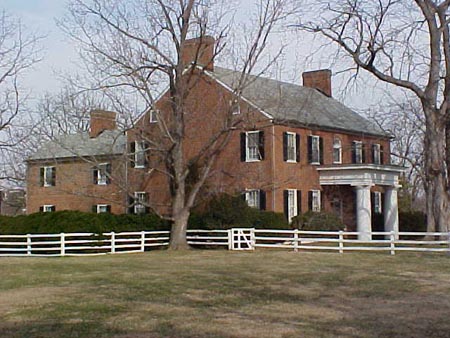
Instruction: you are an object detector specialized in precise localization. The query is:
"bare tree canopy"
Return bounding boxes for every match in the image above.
[296,0,450,234]
[60,0,292,249]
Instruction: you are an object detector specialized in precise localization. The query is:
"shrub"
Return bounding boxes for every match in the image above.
[291,211,345,231]
[399,211,427,232]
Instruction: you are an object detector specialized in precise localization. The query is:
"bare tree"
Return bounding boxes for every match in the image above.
[0,11,41,186]
[60,0,291,249]
[296,0,450,233]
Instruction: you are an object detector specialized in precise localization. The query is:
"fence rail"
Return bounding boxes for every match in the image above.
[0,229,449,257]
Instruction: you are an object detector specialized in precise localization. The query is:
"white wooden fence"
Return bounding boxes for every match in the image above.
[0,229,449,257]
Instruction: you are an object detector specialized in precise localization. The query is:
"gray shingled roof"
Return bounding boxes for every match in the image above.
[28,130,126,161]
[211,67,388,137]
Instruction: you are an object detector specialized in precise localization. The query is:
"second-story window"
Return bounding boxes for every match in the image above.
[241,131,264,162]
[133,141,148,168]
[149,109,159,123]
[372,144,381,164]
[283,132,300,162]
[93,163,111,185]
[308,135,323,165]
[333,137,342,164]
[352,141,364,164]
[40,166,56,187]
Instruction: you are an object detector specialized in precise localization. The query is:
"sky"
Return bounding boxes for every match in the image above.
[1,0,390,111]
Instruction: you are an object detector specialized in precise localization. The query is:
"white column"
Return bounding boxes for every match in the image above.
[384,186,399,240]
[355,185,372,241]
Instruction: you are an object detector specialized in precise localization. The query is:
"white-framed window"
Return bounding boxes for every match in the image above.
[372,143,381,165]
[134,141,147,168]
[134,192,148,214]
[41,205,55,213]
[286,132,297,162]
[94,163,111,185]
[96,204,111,214]
[40,166,56,187]
[230,99,240,115]
[310,190,321,212]
[333,137,342,164]
[352,141,363,164]
[149,109,159,123]
[310,135,320,164]
[245,189,260,209]
[246,131,260,162]
[373,191,382,214]
[287,189,298,223]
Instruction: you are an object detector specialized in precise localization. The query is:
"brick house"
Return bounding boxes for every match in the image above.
[26,37,404,239]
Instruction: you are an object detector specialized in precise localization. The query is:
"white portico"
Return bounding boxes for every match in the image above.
[317,164,405,241]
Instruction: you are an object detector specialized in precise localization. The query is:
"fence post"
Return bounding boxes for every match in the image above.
[141,231,146,252]
[228,229,233,251]
[27,234,31,256]
[111,232,116,254]
[250,228,255,250]
[60,233,65,256]
[339,231,344,254]
[294,229,299,252]
[390,231,395,256]
[447,232,450,255]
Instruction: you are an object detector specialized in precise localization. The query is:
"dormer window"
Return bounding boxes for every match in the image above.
[149,110,159,123]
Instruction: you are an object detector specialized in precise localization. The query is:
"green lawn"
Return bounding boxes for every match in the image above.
[1,250,450,338]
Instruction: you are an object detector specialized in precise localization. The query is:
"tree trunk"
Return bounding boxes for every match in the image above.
[424,113,450,236]
[168,209,190,250]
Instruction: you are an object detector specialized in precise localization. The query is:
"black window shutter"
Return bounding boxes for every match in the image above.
[106,205,112,213]
[51,167,56,186]
[371,192,375,214]
[351,142,356,163]
[320,191,324,212]
[39,168,44,187]
[92,205,97,213]
[307,136,313,163]
[39,206,44,212]
[144,142,150,168]
[130,142,136,168]
[308,191,313,211]
[144,193,150,214]
[380,145,385,164]
[259,190,266,211]
[93,168,98,185]
[258,131,265,160]
[371,144,376,164]
[319,137,324,164]
[283,190,289,220]
[362,143,366,163]
[296,134,301,163]
[106,163,112,184]
[128,196,135,214]
[297,190,302,214]
[283,132,288,161]
[50,206,56,212]
[240,133,246,162]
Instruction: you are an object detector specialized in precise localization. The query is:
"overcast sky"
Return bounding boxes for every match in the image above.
[1,0,389,111]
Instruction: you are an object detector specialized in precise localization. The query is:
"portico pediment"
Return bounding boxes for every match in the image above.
[317,164,405,187]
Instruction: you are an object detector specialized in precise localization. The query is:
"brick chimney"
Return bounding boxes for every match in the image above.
[302,69,332,97]
[89,110,117,138]
[181,36,215,71]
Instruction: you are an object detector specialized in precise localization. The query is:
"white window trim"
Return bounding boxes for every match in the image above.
[149,109,159,123]
[246,131,261,162]
[43,166,55,187]
[286,132,297,163]
[287,189,298,223]
[373,143,381,165]
[96,163,109,185]
[42,205,54,213]
[311,135,321,165]
[245,189,260,209]
[311,190,321,212]
[134,191,147,214]
[230,100,241,115]
[134,141,146,169]
[333,138,342,164]
[353,141,363,164]
[96,204,110,214]
[373,191,382,214]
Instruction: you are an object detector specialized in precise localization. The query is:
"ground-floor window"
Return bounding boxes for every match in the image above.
[309,190,321,212]
[373,191,382,214]
[245,189,260,209]
[134,192,148,214]
[94,204,111,214]
[40,205,55,212]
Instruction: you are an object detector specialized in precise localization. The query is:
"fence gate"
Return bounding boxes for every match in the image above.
[230,228,255,251]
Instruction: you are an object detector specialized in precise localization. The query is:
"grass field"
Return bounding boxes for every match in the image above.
[1,250,450,338]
